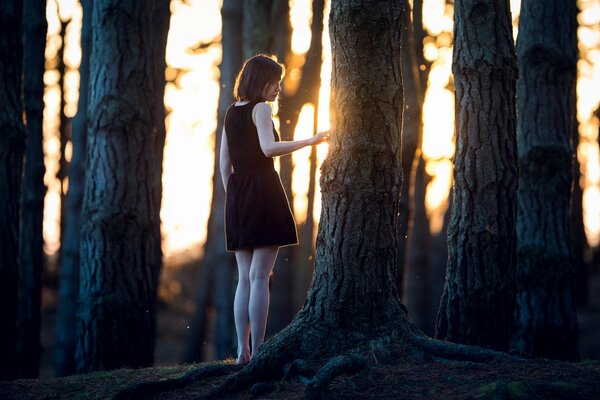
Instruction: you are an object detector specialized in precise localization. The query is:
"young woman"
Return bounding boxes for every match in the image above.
[220,54,329,364]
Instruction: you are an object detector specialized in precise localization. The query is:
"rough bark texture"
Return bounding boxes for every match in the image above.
[55,0,91,377]
[185,0,242,362]
[76,0,170,372]
[514,0,579,361]
[436,0,518,351]
[0,0,25,381]
[16,0,47,379]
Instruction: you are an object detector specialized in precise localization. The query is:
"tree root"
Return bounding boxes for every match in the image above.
[303,355,368,400]
[118,318,523,399]
[409,335,518,363]
[111,362,241,400]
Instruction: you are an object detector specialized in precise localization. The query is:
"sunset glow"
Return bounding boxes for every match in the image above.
[41,0,600,262]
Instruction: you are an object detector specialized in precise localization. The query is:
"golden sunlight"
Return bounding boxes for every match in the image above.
[41,0,600,262]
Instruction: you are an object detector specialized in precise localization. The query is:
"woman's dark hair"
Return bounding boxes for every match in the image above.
[233,54,284,102]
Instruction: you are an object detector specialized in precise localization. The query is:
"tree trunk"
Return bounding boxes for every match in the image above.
[284,0,409,346]
[76,0,170,372]
[514,0,579,361]
[57,14,71,248]
[571,103,589,307]
[404,154,434,335]
[269,0,325,337]
[16,0,47,379]
[436,0,518,351]
[184,0,242,362]
[55,0,91,377]
[397,0,424,296]
[0,0,25,381]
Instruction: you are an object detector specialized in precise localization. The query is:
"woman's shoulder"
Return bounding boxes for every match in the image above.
[252,101,272,117]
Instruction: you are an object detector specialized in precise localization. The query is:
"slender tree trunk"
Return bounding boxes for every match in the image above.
[57,14,71,248]
[270,0,325,336]
[0,0,25,382]
[16,0,47,379]
[56,0,91,377]
[397,0,424,296]
[405,154,434,335]
[514,0,579,361]
[185,0,242,362]
[436,0,518,351]
[76,0,170,372]
[571,106,589,307]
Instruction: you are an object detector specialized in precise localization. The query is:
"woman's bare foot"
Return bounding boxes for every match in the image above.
[236,350,251,365]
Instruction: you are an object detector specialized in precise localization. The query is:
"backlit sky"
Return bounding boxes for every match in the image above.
[42,0,600,260]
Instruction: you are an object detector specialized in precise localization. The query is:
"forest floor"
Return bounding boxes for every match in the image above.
[1,355,599,399]
[2,252,599,399]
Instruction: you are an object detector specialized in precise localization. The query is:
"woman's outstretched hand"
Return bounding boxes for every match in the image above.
[309,130,330,145]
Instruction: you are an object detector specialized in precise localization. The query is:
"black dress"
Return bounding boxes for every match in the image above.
[224,101,298,251]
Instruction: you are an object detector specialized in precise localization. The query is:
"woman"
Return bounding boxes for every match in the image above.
[220,54,328,364]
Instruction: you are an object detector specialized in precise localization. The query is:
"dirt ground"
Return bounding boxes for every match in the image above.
[6,251,598,399]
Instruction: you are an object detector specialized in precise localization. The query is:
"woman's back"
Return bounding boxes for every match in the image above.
[224,101,278,169]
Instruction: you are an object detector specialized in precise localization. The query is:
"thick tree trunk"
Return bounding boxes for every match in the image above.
[16,0,47,379]
[436,0,518,351]
[185,0,242,362]
[298,0,407,337]
[0,0,25,381]
[76,0,169,372]
[56,0,91,377]
[514,0,579,361]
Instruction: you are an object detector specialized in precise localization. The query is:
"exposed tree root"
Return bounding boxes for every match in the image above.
[408,335,518,363]
[111,362,241,400]
[112,310,521,399]
[303,355,368,399]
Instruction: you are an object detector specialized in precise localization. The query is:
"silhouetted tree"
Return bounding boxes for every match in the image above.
[0,0,25,381]
[514,0,579,361]
[16,0,47,379]
[398,0,425,296]
[436,0,518,351]
[76,0,170,372]
[56,0,91,377]
[185,0,242,362]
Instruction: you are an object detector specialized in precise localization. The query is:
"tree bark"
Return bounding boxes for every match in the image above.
[514,0,579,361]
[76,0,170,372]
[0,0,25,381]
[296,0,408,339]
[436,0,518,351]
[184,0,242,362]
[16,0,47,379]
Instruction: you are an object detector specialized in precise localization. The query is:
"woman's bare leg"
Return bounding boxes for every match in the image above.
[234,249,253,364]
[248,246,278,358]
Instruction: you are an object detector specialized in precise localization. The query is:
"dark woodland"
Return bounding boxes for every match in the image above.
[1,0,600,399]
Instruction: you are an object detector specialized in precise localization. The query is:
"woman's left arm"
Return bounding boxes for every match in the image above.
[219,127,232,191]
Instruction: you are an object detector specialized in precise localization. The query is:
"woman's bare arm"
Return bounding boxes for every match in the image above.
[253,102,328,157]
[219,127,232,191]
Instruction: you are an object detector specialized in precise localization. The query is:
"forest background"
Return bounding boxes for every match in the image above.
[2,0,600,381]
